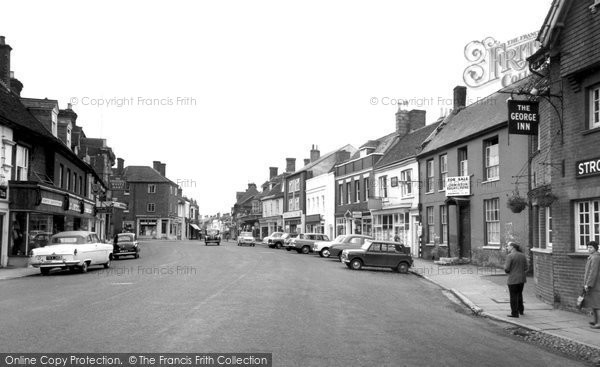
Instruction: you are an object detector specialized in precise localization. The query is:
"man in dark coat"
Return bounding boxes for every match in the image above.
[504,241,528,318]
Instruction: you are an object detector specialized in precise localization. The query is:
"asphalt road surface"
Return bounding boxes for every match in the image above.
[0,240,585,367]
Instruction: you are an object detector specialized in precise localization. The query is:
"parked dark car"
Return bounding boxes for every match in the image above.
[285,233,329,254]
[113,233,140,259]
[30,232,52,249]
[205,229,221,246]
[328,235,373,260]
[341,240,413,273]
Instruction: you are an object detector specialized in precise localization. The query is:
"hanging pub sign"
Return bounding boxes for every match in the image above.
[508,100,538,135]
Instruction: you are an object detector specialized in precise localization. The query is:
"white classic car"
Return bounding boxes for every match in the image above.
[29,231,113,275]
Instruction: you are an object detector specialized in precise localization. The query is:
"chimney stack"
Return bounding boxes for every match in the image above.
[117,158,124,174]
[395,108,410,136]
[0,36,12,89]
[453,86,467,111]
[153,161,166,176]
[304,158,310,166]
[9,71,23,96]
[408,109,426,131]
[248,183,257,191]
[286,158,296,173]
[269,167,278,179]
[310,145,320,162]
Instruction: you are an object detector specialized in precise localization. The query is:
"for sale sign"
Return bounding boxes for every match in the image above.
[446,176,470,196]
[508,100,538,135]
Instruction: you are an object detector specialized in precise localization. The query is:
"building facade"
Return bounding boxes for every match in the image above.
[528,0,600,309]
[418,86,530,266]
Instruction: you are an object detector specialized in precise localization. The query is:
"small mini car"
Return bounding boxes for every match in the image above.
[113,233,140,259]
[341,240,413,273]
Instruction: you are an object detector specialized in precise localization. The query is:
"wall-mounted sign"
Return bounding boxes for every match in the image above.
[508,100,539,135]
[283,210,302,219]
[445,176,470,196]
[576,157,600,178]
[41,197,63,207]
[352,211,363,218]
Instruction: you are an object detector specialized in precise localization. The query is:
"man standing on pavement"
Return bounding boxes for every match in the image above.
[504,241,528,318]
[583,241,600,329]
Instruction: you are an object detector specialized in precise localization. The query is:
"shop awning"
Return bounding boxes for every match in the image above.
[190,224,201,230]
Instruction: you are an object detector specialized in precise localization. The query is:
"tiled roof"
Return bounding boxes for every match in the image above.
[292,144,357,176]
[376,122,441,169]
[124,166,174,184]
[418,76,537,156]
[349,132,398,161]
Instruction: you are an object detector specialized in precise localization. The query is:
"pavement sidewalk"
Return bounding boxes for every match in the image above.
[0,265,39,281]
[410,258,600,350]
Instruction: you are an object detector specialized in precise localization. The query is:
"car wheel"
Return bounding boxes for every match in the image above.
[135,253,140,259]
[350,259,362,270]
[40,268,50,276]
[320,248,330,258]
[286,248,291,251]
[217,242,220,246]
[301,246,310,254]
[276,243,282,249]
[80,262,88,273]
[397,262,409,274]
[104,259,111,269]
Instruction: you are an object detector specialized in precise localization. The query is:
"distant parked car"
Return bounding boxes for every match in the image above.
[113,233,140,259]
[328,235,373,260]
[237,231,255,247]
[29,231,113,275]
[29,232,52,249]
[285,233,330,254]
[313,234,346,258]
[341,240,413,273]
[205,229,221,246]
[267,232,297,249]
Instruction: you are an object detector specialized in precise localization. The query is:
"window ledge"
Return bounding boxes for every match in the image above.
[425,191,435,195]
[425,243,435,247]
[482,245,501,250]
[582,127,600,136]
[531,248,552,254]
[567,252,590,258]
[481,179,500,184]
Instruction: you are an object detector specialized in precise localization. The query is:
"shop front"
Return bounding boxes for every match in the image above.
[259,216,282,239]
[283,210,303,234]
[8,182,96,266]
[305,214,323,234]
[336,211,372,236]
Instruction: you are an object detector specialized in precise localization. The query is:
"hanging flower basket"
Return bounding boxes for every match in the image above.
[537,192,558,207]
[507,195,528,213]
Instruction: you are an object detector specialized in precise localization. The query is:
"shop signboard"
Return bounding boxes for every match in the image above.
[508,100,539,135]
[445,176,470,196]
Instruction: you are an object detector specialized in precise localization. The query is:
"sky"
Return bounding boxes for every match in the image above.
[3,0,552,216]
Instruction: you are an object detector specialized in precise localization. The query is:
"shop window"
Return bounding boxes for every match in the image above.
[484,198,500,245]
[575,199,600,252]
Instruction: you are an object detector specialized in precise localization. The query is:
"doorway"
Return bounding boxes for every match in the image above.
[458,205,471,258]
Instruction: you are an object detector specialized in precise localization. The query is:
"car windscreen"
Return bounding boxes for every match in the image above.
[51,236,86,244]
[271,233,282,238]
[117,235,134,242]
[333,235,346,243]
[207,230,219,235]
[361,240,372,250]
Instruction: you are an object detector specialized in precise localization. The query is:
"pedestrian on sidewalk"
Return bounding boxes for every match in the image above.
[504,241,528,318]
[583,241,600,329]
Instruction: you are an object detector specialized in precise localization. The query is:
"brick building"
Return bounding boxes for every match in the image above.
[258,166,290,238]
[417,85,530,266]
[284,145,356,234]
[111,160,180,239]
[0,37,104,266]
[527,0,600,309]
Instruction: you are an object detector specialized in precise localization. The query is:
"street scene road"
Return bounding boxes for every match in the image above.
[0,240,585,367]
